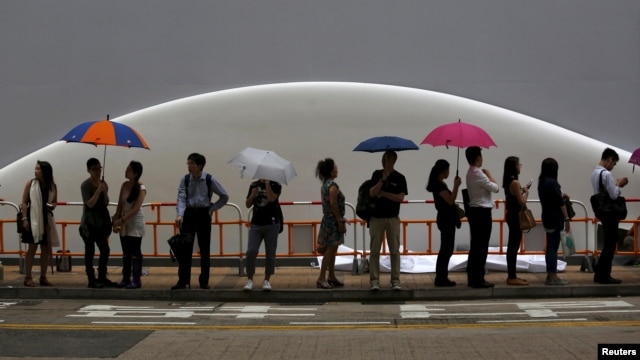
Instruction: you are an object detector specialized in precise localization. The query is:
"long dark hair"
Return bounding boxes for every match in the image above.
[426,159,449,193]
[126,161,143,203]
[315,158,335,181]
[502,156,519,191]
[537,157,558,190]
[37,160,55,191]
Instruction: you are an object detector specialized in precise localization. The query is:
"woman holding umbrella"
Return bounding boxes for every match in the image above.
[315,158,347,289]
[426,159,461,287]
[79,158,117,288]
[242,179,282,291]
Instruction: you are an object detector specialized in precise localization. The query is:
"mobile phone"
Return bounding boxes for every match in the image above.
[526,179,533,188]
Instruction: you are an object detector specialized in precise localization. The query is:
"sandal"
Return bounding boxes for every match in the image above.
[24,276,36,287]
[39,277,53,287]
[327,279,344,287]
[316,280,332,289]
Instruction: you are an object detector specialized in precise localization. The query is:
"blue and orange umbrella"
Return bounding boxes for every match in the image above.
[60,115,150,177]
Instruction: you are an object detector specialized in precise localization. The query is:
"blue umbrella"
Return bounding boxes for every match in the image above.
[353,136,419,153]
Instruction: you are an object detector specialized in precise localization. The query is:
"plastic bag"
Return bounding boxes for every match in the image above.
[561,231,576,257]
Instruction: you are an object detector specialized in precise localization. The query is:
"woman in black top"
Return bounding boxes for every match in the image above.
[538,158,571,286]
[243,179,282,291]
[502,156,529,285]
[426,159,461,287]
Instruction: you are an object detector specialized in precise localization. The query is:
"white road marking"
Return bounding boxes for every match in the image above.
[0,302,18,310]
[479,318,588,323]
[400,300,637,319]
[92,321,196,325]
[289,321,390,325]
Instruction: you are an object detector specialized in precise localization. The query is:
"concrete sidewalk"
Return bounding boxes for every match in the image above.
[1,263,639,303]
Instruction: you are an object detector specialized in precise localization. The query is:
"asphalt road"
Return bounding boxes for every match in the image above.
[1,297,639,359]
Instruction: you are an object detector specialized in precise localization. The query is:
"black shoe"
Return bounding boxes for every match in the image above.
[469,281,494,289]
[434,279,457,287]
[87,282,105,289]
[327,279,344,287]
[97,278,118,287]
[199,284,210,289]
[171,283,190,290]
[595,277,622,284]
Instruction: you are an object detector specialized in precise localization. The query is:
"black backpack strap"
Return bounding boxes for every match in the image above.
[184,174,190,198]
[206,173,212,198]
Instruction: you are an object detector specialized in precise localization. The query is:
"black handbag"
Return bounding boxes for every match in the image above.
[16,211,25,234]
[590,170,627,220]
[564,198,576,219]
[167,232,194,261]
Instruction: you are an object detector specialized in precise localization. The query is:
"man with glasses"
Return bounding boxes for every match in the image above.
[173,153,229,289]
[591,148,629,284]
[79,158,116,288]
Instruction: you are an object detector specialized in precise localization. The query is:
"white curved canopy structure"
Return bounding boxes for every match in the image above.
[0,82,636,253]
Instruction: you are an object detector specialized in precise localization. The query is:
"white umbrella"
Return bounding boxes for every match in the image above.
[227,147,297,185]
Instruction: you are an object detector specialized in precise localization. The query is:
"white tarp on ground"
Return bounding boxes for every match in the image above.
[315,245,567,273]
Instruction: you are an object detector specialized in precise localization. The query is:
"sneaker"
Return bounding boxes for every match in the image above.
[262,280,272,291]
[391,281,402,291]
[545,277,568,286]
[243,279,253,291]
[370,281,380,291]
[506,278,529,286]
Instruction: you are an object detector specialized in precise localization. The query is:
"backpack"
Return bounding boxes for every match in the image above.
[356,179,375,224]
[184,174,213,198]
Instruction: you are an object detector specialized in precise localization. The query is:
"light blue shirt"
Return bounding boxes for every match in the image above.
[176,172,229,216]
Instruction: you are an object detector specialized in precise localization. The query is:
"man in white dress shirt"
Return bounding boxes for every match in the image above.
[464,146,499,288]
[591,148,628,284]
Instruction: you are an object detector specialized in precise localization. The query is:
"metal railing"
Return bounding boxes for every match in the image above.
[1,198,638,276]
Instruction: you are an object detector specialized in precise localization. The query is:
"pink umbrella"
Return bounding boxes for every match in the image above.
[421,119,496,175]
[629,147,640,173]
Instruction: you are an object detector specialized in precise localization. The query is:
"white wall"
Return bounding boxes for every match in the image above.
[1,83,637,254]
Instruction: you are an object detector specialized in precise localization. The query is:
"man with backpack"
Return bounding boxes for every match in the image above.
[367,151,407,291]
[173,153,229,290]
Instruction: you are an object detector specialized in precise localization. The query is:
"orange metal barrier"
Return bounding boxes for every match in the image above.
[2,197,639,275]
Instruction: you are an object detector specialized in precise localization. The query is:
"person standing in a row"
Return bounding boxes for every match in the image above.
[21,160,56,287]
[174,153,229,290]
[80,158,116,288]
[315,158,347,289]
[368,151,407,291]
[591,148,629,284]
[502,156,529,286]
[538,158,570,286]
[465,146,499,288]
[426,159,461,287]
[111,161,146,289]
[243,178,282,291]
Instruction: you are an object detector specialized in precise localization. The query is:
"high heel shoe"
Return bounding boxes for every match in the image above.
[39,277,53,287]
[327,279,344,287]
[316,280,332,289]
[24,276,36,287]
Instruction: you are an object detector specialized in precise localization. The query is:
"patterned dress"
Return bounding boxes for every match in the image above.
[318,179,345,246]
